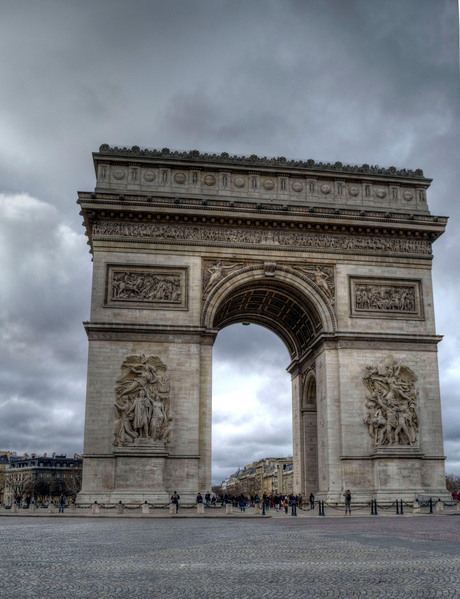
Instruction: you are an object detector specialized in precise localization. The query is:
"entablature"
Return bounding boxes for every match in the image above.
[92,145,432,215]
[78,191,446,258]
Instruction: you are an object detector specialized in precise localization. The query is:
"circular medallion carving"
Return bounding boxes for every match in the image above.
[113,169,125,180]
[234,176,245,188]
[263,179,274,190]
[292,181,303,192]
[174,172,186,184]
[402,191,414,201]
[349,186,359,196]
[203,175,216,186]
[320,183,332,194]
[376,188,387,198]
[143,170,156,182]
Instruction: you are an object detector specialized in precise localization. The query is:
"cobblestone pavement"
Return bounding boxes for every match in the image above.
[1,516,459,598]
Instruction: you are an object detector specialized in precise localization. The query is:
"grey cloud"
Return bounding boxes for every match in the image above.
[0,0,458,484]
[213,324,291,371]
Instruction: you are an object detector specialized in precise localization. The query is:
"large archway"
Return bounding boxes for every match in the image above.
[211,323,292,488]
[77,145,449,505]
[205,272,328,497]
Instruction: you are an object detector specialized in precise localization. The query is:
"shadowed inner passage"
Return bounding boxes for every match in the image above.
[213,281,323,358]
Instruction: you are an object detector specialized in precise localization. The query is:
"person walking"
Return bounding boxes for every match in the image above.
[343,489,352,515]
[171,491,180,513]
[309,492,315,510]
[283,496,289,514]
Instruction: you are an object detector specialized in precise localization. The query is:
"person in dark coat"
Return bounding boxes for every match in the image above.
[58,493,66,513]
[171,491,180,513]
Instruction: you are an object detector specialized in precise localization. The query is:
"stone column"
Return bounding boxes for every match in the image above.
[316,347,343,501]
[198,336,215,491]
[290,369,303,495]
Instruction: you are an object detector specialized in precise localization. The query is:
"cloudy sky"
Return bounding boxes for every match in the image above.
[0,0,458,485]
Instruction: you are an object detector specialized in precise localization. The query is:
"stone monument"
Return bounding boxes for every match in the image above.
[77,145,448,504]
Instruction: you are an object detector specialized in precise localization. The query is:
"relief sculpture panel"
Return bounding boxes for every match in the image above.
[202,260,244,299]
[363,355,418,448]
[113,354,173,448]
[350,277,423,319]
[105,265,188,310]
[293,265,335,304]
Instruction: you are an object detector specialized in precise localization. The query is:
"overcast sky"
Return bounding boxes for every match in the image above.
[0,0,458,486]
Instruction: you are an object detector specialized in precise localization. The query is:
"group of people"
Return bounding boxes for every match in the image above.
[173,490,356,515]
[188,492,315,512]
[12,492,72,512]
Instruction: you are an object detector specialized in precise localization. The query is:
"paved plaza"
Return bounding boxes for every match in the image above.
[0,515,459,598]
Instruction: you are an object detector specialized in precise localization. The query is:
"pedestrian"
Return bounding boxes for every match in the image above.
[171,491,180,513]
[343,489,351,515]
[196,492,203,504]
[205,491,211,507]
[283,496,289,514]
[238,495,246,512]
[309,492,315,510]
[58,493,66,514]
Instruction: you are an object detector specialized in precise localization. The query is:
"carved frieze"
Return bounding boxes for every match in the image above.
[105,265,188,310]
[350,277,423,319]
[93,221,432,257]
[362,355,418,448]
[113,354,173,447]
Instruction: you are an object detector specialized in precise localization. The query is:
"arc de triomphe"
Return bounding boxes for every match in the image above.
[77,145,448,504]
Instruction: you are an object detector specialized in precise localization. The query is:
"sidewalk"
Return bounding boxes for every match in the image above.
[1,502,459,518]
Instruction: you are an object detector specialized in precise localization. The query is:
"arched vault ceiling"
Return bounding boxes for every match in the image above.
[212,281,323,359]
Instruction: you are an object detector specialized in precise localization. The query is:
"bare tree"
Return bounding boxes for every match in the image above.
[445,473,460,494]
[4,470,35,504]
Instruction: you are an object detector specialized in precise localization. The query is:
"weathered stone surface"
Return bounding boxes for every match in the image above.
[77,148,448,505]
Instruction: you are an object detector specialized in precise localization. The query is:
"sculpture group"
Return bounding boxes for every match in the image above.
[113,354,173,446]
[363,355,418,447]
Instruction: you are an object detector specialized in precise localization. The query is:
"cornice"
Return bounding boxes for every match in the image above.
[77,192,445,260]
[95,144,429,181]
[77,191,447,226]
[83,321,218,343]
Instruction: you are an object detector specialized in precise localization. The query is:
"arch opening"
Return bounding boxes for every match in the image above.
[212,279,324,360]
[211,323,293,494]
